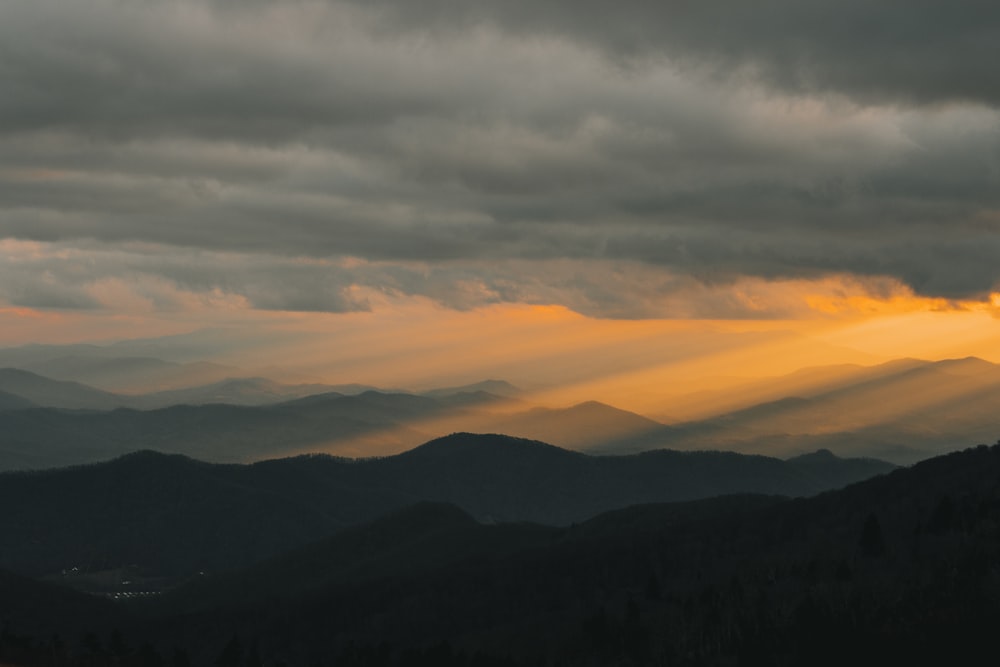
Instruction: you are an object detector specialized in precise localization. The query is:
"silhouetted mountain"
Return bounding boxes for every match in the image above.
[0,388,35,410]
[422,379,522,399]
[663,357,930,420]
[158,495,786,620]
[425,390,526,412]
[218,442,998,666]
[9,354,242,393]
[163,442,1000,665]
[130,377,341,408]
[4,354,994,471]
[317,382,397,395]
[490,401,672,453]
[657,357,1000,463]
[0,434,893,583]
[0,391,462,470]
[0,450,381,579]
[158,503,559,614]
[784,448,898,489]
[0,340,254,390]
[0,368,124,410]
[3,442,995,667]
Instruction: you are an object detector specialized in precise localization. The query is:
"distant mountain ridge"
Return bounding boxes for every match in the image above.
[130,377,341,408]
[0,368,124,410]
[0,344,247,392]
[489,400,672,452]
[663,356,1000,462]
[0,388,35,410]
[0,367,388,412]
[422,379,523,399]
[0,370,668,470]
[1,355,998,468]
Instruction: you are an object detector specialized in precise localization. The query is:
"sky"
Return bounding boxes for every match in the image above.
[2,0,1000,410]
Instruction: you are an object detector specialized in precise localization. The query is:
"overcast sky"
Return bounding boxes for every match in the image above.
[2,0,1000,323]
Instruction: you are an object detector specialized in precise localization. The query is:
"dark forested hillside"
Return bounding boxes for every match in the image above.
[1,443,998,667]
[0,434,893,580]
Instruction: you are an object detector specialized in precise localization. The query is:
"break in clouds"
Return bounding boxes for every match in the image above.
[2,0,999,317]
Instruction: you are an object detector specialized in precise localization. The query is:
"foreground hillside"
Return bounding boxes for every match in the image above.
[1,442,997,666]
[0,434,892,579]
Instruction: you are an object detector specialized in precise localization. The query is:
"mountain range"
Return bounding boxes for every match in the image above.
[1,442,996,667]
[1,355,999,469]
[0,433,893,580]
[660,356,1000,462]
[2,340,997,666]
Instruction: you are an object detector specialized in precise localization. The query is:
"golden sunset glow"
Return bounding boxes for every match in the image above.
[2,0,999,464]
[3,271,998,427]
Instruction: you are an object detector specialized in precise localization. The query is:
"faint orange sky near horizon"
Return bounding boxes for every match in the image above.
[1,273,999,418]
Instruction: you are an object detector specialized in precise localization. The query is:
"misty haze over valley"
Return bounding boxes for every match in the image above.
[2,337,998,469]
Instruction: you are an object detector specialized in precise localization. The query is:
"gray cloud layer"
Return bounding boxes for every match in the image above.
[365,0,1000,106]
[1,0,999,316]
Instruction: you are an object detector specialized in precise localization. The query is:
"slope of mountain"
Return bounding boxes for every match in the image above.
[0,368,124,410]
[0,340,253,389]
[3,354,996,468]
[4,443,994,667]
[658,357,1000,462]
[662,357,930,421]
[0,434,894,581]
[0,388,35,410]
[0,568,121,641]
[158,502,561,614]
[422,379,522,399]
[205,443,997,666]
[0,451,381,579]
[12,354,243,393]
[0,390,465,469]
[130,377,340,408]
[490,401,673,453]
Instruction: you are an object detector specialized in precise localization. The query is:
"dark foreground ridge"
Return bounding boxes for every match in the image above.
[0,433,893,578]
[1,442,998,666]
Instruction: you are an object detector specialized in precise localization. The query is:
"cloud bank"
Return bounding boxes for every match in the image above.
[2,0,999,317]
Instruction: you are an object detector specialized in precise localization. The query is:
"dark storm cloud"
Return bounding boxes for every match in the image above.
[1,0,999,316]
[363,0,1000,106]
